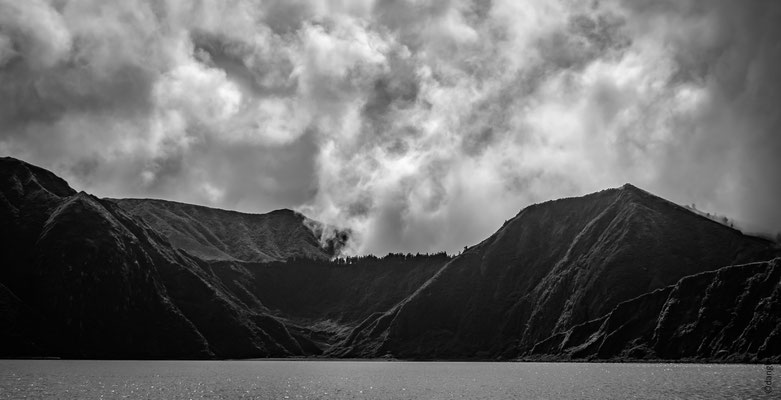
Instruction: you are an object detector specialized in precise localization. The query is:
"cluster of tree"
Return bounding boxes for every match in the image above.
[282,251,452,268]
[332,251,452,265]
[686,203,736,229]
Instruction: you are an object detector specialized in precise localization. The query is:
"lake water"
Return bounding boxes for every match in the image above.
[0,360,774,399]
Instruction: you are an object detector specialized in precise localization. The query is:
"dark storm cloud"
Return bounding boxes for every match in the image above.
[1,0,780,255]
[539,11,630,71]
[191,30,298,98]
[360,53,420,140]
[0,0,157,130]
[0,62,155,130]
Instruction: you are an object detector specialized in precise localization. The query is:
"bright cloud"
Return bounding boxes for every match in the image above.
[1,0,780,254]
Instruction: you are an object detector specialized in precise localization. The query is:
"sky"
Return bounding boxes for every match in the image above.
[1,0,780,255]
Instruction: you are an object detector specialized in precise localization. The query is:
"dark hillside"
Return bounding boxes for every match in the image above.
[0,158,312,358]
[528,258,781,363]
[197,254,448,352]
[2,157,779,361]
[340,184,778,359]
[250,253,450,324]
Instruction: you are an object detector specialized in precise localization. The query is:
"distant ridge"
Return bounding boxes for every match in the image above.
[112,198,345,262]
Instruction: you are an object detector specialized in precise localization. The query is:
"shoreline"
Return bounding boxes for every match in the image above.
[2,356,776,365]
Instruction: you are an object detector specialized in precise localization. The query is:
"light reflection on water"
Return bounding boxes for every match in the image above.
[0,360,773,399]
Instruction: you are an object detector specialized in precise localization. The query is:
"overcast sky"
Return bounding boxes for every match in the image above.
[1,0,780,254]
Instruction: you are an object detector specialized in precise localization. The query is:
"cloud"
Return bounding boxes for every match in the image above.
[0,0,72,69]
[1,0,780,255]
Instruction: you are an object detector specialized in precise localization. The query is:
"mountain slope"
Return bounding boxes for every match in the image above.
[113,198,345,262]
[243,254,449,349]
[528,258,781,363]
[339,184,778,359]
[0,157,442,358]
[0,157,311,358]
[2,156,779,361]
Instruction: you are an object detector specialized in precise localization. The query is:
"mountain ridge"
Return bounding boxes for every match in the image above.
[336,181,778,359]
[1,156,778,361]
[112,197,340,263]
[0,157,330,358]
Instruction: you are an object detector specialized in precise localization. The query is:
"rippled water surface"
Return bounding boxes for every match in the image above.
[0,360,775,399]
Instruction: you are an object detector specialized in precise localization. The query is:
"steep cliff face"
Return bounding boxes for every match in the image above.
[340,184,778,359]
[113,198,344,262]
[528,259,781,363]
